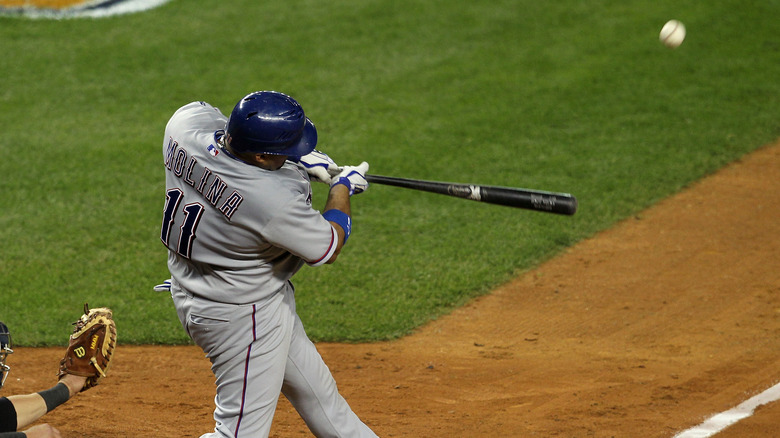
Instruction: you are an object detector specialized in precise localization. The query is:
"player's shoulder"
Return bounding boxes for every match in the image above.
[278,162,310,192]
[248,164,312,211]
[168,101,227,129]
[253,164,306,196]
[174,100,223,115]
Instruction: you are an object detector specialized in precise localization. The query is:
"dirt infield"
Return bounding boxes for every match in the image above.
[8,142,779,437]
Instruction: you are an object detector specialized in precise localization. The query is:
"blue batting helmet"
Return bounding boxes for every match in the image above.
[225,91,317,158]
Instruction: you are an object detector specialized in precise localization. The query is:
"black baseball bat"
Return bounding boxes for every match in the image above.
[365,174,578,215]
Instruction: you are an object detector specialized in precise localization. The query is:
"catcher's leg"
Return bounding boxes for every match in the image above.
[281,313,378,438]
[173,285,296,438]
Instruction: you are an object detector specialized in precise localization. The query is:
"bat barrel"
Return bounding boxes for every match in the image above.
[365,174,577,215]
[479,186,578,215]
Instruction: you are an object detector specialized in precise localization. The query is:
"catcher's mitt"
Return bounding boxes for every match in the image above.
[58,304,117,392]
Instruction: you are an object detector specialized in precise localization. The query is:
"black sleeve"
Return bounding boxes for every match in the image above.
[0,396,18,432]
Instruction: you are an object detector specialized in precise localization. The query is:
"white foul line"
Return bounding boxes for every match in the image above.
[673,381,780,438]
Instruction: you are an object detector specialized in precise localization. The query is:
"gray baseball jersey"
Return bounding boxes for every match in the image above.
[161,101,378,438]
[161,101,337,304]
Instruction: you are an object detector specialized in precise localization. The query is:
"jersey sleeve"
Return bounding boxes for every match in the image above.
[0,397,18,432]
[261,194,339,267]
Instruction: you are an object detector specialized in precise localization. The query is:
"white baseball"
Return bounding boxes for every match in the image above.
[660,19,686,48]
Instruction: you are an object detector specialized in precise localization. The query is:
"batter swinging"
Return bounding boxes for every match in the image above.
[160,91,378,437]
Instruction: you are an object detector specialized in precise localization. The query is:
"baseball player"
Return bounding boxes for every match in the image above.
[0,309,116,438]
[160,90,379,437]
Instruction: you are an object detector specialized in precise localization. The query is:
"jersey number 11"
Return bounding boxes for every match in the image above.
[160,188,204,259]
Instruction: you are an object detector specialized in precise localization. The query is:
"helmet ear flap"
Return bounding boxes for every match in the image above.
[0,322,12,389]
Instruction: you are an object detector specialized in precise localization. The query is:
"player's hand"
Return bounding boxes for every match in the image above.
[153,279,172,292]
[331,162,369,196]
[296,149,340,184]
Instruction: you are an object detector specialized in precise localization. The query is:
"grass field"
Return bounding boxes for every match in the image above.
[1,0,778,345]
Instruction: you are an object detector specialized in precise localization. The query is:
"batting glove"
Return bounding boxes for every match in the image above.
[153,279,171,292]
[296,149,340,184]
[331,162,369,196]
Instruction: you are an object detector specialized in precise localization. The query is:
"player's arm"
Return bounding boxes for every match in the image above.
[321,162,369,264]
[322,184,350,262]
[262,162,369,265]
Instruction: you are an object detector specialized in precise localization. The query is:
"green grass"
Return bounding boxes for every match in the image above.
[0,0,778,345]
